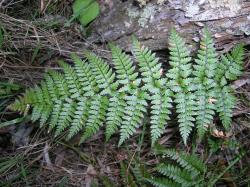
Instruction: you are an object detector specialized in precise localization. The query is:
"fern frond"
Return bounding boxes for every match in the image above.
[109,44,139,92]
[193,29,218,137]
[150,146,207,187]
[80,95,108,143]
[154,146,206,175]
[9,31,244,146]
[119,89,148,146]
[214,44,244,129]
[166,29,196,145]
[84,51,118,95]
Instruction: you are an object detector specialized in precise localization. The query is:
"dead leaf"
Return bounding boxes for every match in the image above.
[85,165,97,187]
[43,142,53,170]
[55,149,66,167]
[208,98,217,104]
[231,78,250,89]
[211,128,225,138]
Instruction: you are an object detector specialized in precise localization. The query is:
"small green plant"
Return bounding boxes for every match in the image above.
[146,146,207,187]
[119,160,148,187]
[146,145,244,187]
[8,29,244,146]
[214,43,244,129]
[71,0,100,27]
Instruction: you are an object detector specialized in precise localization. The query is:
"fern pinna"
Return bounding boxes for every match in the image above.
[9,30,244,146]
[215,44,244,129]
[132,37,172,145]
[166,30,196,145]
[193,29,218,137]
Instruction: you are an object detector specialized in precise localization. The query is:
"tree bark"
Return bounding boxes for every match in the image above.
[88,0,250,53]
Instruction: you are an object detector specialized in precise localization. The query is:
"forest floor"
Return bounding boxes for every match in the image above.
[0,1,250,186]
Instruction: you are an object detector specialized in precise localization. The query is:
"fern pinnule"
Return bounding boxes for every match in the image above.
[29,85,50,123]
[49,100,62,130]
[38,81,53,126]
[84,51,118,95]
[166,29,196,145]
[8,89,33,113]
[44,75,59,102]
[193,29,218,137]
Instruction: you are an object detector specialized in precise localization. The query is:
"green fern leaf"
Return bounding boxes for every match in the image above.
[146,177,181,187]
[156,164,193,185]
[49,71,70,99]
[8,31,244,146]
[58,61,82,98]
[84,51,118,95]
[166,29,196,145]
[67,97,90,139]
[71,54,99,96]
[215,85,236,129]
[55,98,76,137]
[119,89,148,146]
[109,43,138,92]
[153,145,206,175]
[224,43,244,81]
[132,37,162,93]
[193,29,218,137]
[150,89,172,145]
[49,100,63,130]
[132,38,172,145]
[80,95,108,143]
[105,92,126,141]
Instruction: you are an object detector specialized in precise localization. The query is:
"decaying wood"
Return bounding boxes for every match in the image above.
[89,0,250,52]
